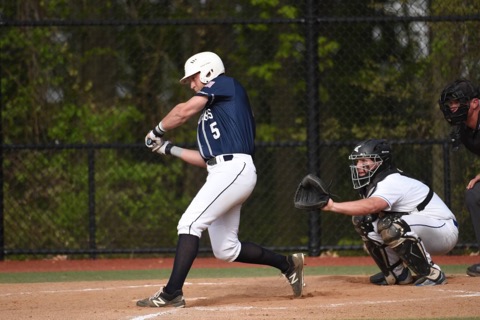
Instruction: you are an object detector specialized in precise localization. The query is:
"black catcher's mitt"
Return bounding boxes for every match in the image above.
[294,174,331,210]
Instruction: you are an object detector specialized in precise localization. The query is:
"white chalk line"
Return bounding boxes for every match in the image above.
[321,291,480,308]
[0,281,222,297]
[129,309,180,320]
[129,306,289,320]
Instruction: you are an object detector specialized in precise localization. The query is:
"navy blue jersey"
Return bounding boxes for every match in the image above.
[195,75,256,159]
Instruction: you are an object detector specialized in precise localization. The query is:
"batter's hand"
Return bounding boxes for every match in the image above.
[152,141,173,155]
[145,130,163,149]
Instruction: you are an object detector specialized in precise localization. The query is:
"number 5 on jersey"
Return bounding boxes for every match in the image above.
[210,122,220,139]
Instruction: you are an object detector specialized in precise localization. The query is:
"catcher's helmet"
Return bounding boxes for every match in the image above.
[438,79,479,125]
[349,139,392,189]
[180,51,225,84]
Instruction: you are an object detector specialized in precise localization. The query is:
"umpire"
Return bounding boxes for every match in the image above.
[439,78,480,277]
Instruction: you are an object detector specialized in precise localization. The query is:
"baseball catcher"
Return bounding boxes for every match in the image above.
[297,139,458,286]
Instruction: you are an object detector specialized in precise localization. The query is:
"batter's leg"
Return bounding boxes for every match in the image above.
[164,234,199,294]
[208,204,303,297]
[234,242,290,271]
[237,248,305,298]
[136,233,197,308]
[207,204,289,271]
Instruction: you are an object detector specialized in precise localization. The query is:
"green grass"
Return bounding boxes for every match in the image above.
[0,264,470,284]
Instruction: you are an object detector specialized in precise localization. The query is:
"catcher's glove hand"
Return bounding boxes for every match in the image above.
[294,174,331,210]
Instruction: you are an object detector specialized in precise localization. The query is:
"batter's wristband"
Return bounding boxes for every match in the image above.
[153,125,165,137]
[164,142,174,155]
[170,146,183,158]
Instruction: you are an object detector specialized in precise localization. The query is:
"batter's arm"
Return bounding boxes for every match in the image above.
[174,148,207,168]
[322,196,389,216]
[156,141,206,168]
[161,96,208,131]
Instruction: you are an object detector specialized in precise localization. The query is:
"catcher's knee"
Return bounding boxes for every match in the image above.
[352,214,377,238]
[377,215,408,247]
[378,215,431,276]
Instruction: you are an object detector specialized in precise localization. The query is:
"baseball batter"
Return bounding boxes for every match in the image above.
[136,52,304,308]
[321,139,458,286]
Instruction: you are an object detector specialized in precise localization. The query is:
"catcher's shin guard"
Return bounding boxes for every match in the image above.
[378,215,431,277]
[363,239,401,285]
[353,214,399,284]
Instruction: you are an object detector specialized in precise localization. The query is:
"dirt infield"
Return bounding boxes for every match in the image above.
[1,255,479,320]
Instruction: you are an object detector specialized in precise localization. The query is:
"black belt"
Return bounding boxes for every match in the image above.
[206,155,234,166]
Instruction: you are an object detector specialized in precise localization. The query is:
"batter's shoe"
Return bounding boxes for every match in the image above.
[136,288,185,308]
[370,267,413,285]
[466,263,480,277]
[284,253,305,297]
[414,268,447,286]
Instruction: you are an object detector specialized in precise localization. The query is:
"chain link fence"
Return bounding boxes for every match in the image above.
[1,1,480,260]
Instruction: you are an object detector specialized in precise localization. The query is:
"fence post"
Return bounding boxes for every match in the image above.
[88,147,97,259]
[0,53,4,261]
[305,0,321,257]
[443,141,451,208]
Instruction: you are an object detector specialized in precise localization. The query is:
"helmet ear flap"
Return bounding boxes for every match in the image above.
[199,68,215,84]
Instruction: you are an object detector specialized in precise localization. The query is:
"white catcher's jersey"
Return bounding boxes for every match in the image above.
[367,172,458,262]
[370,173,455,220]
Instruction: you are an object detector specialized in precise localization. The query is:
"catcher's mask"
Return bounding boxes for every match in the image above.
[349,139,392,189]
[180,51,225,84]
[438,79,479,126]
